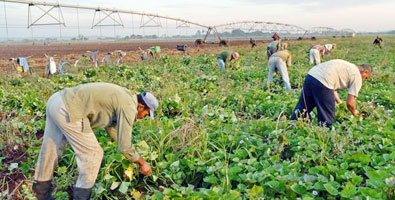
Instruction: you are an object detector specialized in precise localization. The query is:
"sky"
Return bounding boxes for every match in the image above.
[0,0,394,39]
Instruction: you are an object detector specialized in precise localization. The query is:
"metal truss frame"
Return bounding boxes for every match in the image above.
[215,21,307,35]
[27,2,65,28]
[139,15,161,28]
[91,9,124,28]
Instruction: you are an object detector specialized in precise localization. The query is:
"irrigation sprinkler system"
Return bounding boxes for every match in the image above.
[1,0,356,43]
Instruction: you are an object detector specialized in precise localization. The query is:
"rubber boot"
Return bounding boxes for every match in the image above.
[33,180,54,200]
[73,187,92,200]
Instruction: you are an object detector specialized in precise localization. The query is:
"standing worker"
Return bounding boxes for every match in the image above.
[267,50,292,91]
[33,82,159,200]
[272,32,280,41]
[217,50,240,73]
[250,38,257,48]
[373,36,383,48]
[291,59,372,127]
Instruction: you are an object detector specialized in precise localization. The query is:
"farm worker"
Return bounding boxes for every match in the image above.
[250,38,257,48]
[217,51,240,72]
[87,50,99,67]
[272,32,279,41]
[324,44,336,56]
[16,56,32,73]
[291,59,373,127]
[267,39,282,59]
[33,82,159,200]
[309,45,327,65]
[101,52,113,65]
[44,55,57,77]
[373,36,383,48]
[267,50,292,91]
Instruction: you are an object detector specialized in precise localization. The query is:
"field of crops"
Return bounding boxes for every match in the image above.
[0,36,394,199]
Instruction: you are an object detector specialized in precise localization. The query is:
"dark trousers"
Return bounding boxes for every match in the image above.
[291,75,335,127]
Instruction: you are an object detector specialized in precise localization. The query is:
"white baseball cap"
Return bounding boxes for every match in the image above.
[141,92,159,120]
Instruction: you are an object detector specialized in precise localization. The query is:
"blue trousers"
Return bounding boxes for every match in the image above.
[217,58,225,72]
[291,75,335,127]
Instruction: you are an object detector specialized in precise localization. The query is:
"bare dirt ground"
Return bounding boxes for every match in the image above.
[0,40,255,75]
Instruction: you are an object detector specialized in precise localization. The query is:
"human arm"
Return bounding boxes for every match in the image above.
[287,54,292,68]
[116,106,151,175]
[334,90,342,104]
[346,94,359,116]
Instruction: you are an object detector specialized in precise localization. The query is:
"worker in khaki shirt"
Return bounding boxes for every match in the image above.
[267,50,292,91]
[33,83,159,200]
[291,59,372,127]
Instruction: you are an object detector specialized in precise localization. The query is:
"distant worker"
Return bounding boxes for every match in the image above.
[272,32,280,41]
[267,50,292,91]
[373,36,383,48]
[250,38,257,48]
[101,52,113,65]
[87,50,99,67]
[44,55,57,77]
[12,56,33,74]
[291,59,373,127]
[217,50,240,73]
[309,44,327,65]
[324,43,336,56]
[33,83,159,200]
[115,50,127,65]
[267,39,282,59]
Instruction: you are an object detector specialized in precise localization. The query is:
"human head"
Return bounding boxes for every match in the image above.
[232,52,240,60]
[332,44,336,49]
[137,92,159,119]
[358,64,373,80]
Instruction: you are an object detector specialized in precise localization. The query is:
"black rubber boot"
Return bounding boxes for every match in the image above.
[33,180,54,200]
[73,187,92,200]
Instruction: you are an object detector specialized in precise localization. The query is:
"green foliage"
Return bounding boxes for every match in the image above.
[0,36,394,199]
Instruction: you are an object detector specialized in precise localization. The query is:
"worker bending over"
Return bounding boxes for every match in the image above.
[33,82,158,200]
[291,59,372,127]
[267,50,292,91]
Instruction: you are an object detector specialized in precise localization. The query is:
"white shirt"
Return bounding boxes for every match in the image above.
[308,59,362,97]
[325,44,334,51]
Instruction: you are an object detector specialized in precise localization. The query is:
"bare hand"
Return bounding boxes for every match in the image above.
[353,110,360,116]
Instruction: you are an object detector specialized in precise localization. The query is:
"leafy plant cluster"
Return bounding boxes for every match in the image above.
[0,36,394,199]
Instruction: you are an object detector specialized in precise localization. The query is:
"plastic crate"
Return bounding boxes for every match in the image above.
[149,46,161,53]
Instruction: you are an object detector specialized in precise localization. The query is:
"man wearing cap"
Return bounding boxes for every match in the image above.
[33,82,159,200]
[291,59,373,127]
[216,50,240,72]
[267,49,292,91]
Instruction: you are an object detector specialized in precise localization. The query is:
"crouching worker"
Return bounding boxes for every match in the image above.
[33,82,159,200]
[217,51,240,73]
[267,50,292,91]
[291,59,372,127]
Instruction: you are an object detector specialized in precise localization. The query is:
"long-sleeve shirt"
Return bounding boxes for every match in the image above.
[217,51,232,63]
[61,82,140,162]
[271,50,292,68]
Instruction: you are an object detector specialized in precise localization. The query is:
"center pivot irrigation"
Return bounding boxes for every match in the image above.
[1,0,356,43]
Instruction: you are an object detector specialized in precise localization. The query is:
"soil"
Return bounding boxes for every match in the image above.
[0,39,259,75]
[0,143,29,199]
